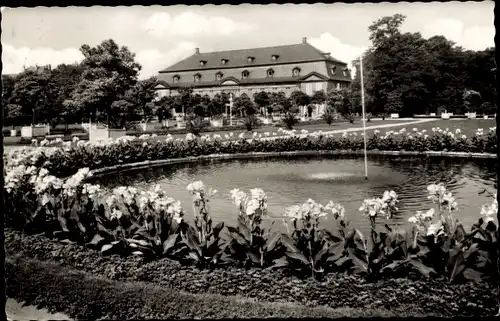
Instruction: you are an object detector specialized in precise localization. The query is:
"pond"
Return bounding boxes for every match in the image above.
[96,155,497,234]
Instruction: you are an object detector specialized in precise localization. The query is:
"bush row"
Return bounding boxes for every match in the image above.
[15,126,497,178]
[5,231,497,318]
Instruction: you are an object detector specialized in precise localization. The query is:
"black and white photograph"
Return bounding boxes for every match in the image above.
[2,1,498,319]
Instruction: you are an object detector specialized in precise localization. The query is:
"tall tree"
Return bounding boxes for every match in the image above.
[233,93,256,116]
[253,91,270,115]
[66,39,141,128]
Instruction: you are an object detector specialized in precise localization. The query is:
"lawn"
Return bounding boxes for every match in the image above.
[154,118,416,140]
[361,118,496,137]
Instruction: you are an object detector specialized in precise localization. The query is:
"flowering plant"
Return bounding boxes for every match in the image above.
[226,188,285,268]
[182,181,227,268]
[277,199,368,277]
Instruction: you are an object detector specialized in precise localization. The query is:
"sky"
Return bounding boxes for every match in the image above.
[1,2,495,79]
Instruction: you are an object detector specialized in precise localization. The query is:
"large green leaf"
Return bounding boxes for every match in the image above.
[266,232,281,252]
[162,233,179,254]
[463,268,483,282]
[238,220,252,241]
[280,234,299,253]
[184,230,202,256]
[449,250,465,282]
[285,251,310,265]
[272,257,289,268]
[326,242,345,261]
[409,258,436,278]
[247,251,261,265]
[454,224,466,242]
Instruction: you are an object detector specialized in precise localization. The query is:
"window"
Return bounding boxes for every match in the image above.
[199,60,207,66]
[336,83,340,90]
[292,67,301,77]
[216,72,223,80]
[271,55,279,61]
[194,74,201,82]
[331,65,337,75]
[173,75,180,83]
[342,68,348,77]
[247,56,255,63]
[221,59,228,65]
[267,68,275,77]
[242,70,250,79]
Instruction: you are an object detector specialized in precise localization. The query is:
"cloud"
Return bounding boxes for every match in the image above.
[143,11,256,37]
[135,41,198,79]
[309,33,368,73]
[1,41,197,80]
[422,18,494,50]
[2,44,83,75]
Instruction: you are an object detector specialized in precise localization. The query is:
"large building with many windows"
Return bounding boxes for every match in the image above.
[154,38,352,101]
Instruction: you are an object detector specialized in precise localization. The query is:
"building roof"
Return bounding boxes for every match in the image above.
[160,42,347,73]
[156,71,336,89]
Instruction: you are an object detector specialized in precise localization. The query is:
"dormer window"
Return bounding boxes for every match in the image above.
[342,68,348,77]
[173,75,180,83]
[242,70,250,79]
[215,72,223,80]
[267,68,275,77]
[221,59,228,65]
[292,67,301,77]
[271,55,279,61]
[199,60,207,66]
[194,73,201,82]
[247,56,255,63]
[331,65,337,75]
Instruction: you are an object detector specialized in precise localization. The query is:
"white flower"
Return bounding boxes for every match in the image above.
[284,205,302,220]
[461,135,467,140]
[325,201,345,220]
[455,129,461,134]
[230,188,247,207]
[250,188,266,202]
[427,221,444,237]
[187,181,205,193]
[110,208,123,220]
[245,198,260,216]
[412,128,418,132]
[239,133,245,139]
[480,199,498,223]
[374,130,380,134]
[225,134,230,140]
[359,198,385,217]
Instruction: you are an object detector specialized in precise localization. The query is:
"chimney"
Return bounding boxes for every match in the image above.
[302,37,307,44]
[195,48,200,54]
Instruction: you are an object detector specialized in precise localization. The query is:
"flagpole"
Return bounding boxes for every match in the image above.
[360,54,368,180]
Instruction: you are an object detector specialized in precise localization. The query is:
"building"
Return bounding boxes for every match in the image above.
[155,38,352,116]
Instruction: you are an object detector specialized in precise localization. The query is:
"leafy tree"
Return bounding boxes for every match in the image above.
[233,93,256,116]
[311,90,327,105]
[209,93,227,118]
[10,69,58,125]
[253,91,270,116]
[290,90,310,109]
[4,104,23,127]
[155,96,175,124]
[66,39,141,128]
[332,89,356,123]
[463,90,482,112]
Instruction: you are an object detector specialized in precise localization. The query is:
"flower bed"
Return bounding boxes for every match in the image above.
[4,125,499,317]
[5,231,496,318]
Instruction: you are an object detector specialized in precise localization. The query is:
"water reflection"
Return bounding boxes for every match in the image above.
[97,155,497,235]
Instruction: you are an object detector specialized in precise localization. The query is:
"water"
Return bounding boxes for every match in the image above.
[96,155,497,234]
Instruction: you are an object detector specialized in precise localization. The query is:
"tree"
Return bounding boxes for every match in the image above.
[233,93,256,116]
[10,69,58,126]
[329,89,355,123]
[209,93,226,118]
[463,90,482,112]
[51,63,85,129]
[311,90,327,105]
[253,91,270,116]
[155,96,175,124]
[66,39,141,128]
[290,90,310,109]
[4,104,23,127]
